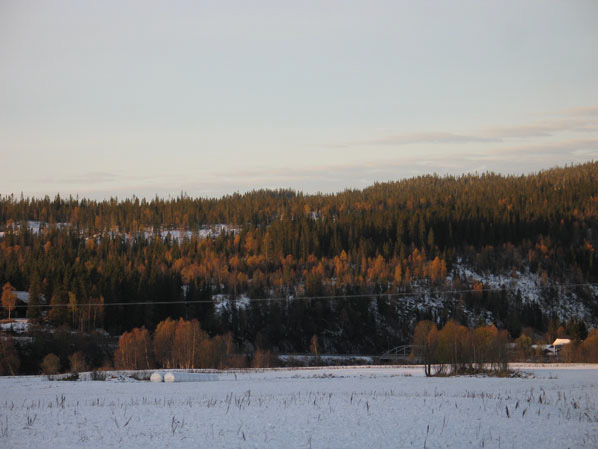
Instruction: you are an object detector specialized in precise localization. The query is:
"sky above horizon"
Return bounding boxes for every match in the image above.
[1,0,598,200]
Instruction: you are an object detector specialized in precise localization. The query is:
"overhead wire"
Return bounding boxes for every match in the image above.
[12,282,598,308]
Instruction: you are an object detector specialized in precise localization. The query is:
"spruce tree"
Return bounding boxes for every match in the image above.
[27,272,42,321]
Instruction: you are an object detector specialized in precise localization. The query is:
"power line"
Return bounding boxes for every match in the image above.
[12,282,598,308]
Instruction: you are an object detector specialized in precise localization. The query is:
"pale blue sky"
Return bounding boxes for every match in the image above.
[1,0,597,199]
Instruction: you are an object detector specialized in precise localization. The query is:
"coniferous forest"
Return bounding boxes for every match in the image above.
[1,162,598,373]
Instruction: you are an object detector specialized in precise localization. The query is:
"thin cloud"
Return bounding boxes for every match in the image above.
[482,118,598,139]
[465,138,598,163]
[334,111,598,150]
[349,132,498,147]
[564,106,598,117]
[38,171,121,185]
[491,138,598,155]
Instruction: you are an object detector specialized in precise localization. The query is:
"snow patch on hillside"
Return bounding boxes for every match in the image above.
[213,294,251,314]
[372,263,597,328]
[154,224,238,242]
[449,262,597,323]
[0,221,238,242]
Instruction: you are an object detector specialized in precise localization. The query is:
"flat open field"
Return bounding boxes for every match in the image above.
[1,365,597,448]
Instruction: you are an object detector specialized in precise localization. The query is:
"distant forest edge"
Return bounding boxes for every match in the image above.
[1,162,598,373]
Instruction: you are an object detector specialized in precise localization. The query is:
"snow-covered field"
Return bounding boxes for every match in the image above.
[1,365,597,449]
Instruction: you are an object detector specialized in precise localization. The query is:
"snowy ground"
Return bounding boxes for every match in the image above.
[0,319,31,333]
[1,365,597,449]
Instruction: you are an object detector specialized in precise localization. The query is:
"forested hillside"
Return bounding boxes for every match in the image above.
[1,162,598,364]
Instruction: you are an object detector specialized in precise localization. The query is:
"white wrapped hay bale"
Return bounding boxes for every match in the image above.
[150,372,163,382]
[163,372,218,383]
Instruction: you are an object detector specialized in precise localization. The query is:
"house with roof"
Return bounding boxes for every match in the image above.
[552,338,572,354]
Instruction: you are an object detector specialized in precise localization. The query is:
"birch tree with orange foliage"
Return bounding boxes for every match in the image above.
[173,318,208,368]
[583,330,598,362]
[114,327,153,370]
[153,317,176,368]
[412,319,510,376]
[1,282,17,320]
[412,320,438,376]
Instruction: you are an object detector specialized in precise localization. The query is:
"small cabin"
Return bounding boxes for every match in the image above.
[552,338,572,353]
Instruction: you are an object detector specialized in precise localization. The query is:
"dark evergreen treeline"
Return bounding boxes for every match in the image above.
[1,162,598,359]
